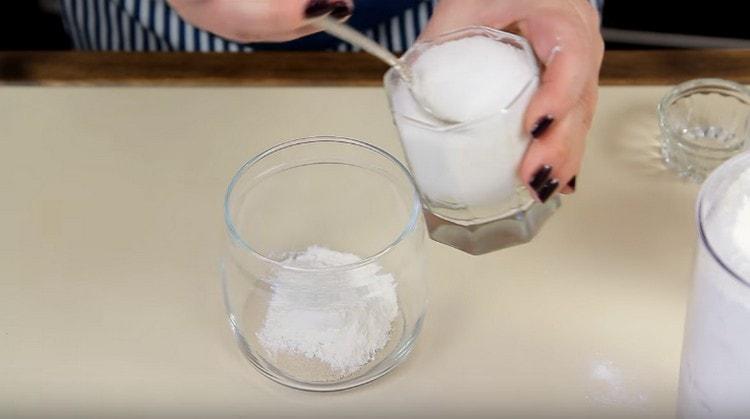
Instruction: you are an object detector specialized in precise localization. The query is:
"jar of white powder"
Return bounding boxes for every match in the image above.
[678,151,750,416]
[222,136,427,391]
[384,27,560,255]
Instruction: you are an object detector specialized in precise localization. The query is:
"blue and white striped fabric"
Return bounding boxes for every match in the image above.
[60,0,436,52]
[60,0,603,53]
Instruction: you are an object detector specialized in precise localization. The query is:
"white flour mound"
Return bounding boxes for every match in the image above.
[257,246,398,376]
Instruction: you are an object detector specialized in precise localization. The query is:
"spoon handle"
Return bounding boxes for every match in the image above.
[312,16,411,81]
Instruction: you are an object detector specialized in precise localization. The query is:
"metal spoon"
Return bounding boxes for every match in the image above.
[312,16,458,124]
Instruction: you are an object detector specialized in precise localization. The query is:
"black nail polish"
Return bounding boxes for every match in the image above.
[531,115,554,138]
[567,176,577,191]
[529,165,552,190]
[330,1,353,18]
[537,178,560,203]
[305,0,334,18]
[305,0,351,19]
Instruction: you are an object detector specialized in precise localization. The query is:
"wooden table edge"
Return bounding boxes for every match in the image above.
[2,49,750,86]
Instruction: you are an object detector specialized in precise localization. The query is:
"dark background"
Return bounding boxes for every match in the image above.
[1,1,749,51]
[1,1,71,50]
[603,2,740,39]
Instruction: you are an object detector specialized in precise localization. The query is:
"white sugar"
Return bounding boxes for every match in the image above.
[412,36,535,123]
[389,35,538,209]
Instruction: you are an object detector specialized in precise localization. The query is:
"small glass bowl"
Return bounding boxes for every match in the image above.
[222,136,428,392]
[658,78,750,182]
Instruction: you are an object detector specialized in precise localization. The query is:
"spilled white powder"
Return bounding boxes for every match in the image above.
[256,246,398,376]
[587,359,648,408]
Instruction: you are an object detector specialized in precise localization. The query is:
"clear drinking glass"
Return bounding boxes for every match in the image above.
[658,78,750,183]
[222,136,427,392]
[678,151,750,416]
[384,27,560,255]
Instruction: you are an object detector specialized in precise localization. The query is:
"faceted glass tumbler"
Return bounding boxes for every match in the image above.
[384,26,560,255]
[659,78,750,183]
[222,137,427,392]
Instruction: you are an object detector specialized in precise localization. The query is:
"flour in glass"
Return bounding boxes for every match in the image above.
[257,246,398,378]
[678,162,750,417]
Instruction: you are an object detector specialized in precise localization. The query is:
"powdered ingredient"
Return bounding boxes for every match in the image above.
[732,177,750,266]
[256,246,398,377]
[678,163,750,415]
[712,164,750,277]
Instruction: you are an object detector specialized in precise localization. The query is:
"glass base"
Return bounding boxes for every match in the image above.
[228,313,424,392]
[659,134,747,184]
[221,260,425,392]
[424,196,561,255]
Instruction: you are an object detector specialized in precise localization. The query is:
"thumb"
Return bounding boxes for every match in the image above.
[520,7,602,137]
[518,2,604,137]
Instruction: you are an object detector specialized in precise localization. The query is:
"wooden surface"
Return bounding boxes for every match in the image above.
[1,49,750,86]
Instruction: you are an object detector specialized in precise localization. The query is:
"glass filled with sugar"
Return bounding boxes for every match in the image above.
[678,151,750,416]
[384,27,559,255]
[222,136,427,392]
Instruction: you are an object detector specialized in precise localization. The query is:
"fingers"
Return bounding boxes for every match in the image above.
[520,84,598,201]
[421,0,602,139]
[516,2,602,200]
[167,0,354,43]
[520,110,584,201]
[521,11,601,138]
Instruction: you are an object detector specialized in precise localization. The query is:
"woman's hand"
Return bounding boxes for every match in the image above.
[422,0,604,201]
[166,0,353,43]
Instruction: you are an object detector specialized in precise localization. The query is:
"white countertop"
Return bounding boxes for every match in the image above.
[0,85,698,417]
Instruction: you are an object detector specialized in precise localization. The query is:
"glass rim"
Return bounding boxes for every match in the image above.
[658,78,750,145]
[384,26,539,131]
[697,151,750,288]
[223,136,422,273]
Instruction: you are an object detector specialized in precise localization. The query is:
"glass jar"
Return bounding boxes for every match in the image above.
[222,136,427,391]
[678,151,750,416]
[658,78,750,183]
[384,26,560,255]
